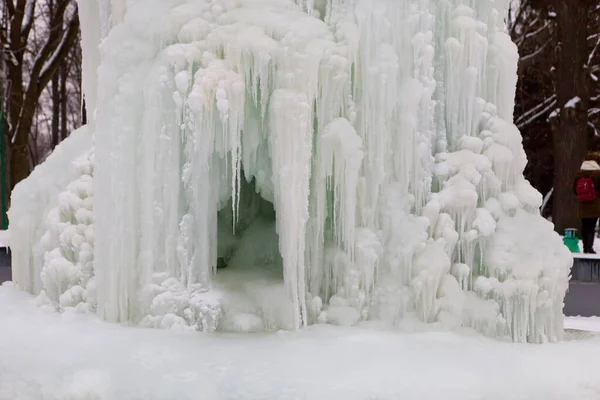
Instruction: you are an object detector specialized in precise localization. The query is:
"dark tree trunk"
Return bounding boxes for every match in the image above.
[60,64,68,142]
[6,61,30,191]
[52,73,60,148]
[552,0,591,234]
[82,98,87,126]
[9,95,36,191]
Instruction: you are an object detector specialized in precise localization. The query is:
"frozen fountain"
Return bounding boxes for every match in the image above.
[8,0,572,343]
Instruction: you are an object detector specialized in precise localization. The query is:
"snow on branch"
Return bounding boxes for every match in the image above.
[515,94,556,128]
[39,10,80,86]
[524,21,551,42]
[588,35,600,67]
[517,100,557,128]
[519,39,551,64]
[21,0,36,40]
[564,96,582,109]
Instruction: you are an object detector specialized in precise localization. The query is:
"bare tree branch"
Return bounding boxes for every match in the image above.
[20,0,37,40]
[14,4,78,143]
[3,0,82,191]
[5,0,16,17]
[589,34,600,66]
[39,8,79,88]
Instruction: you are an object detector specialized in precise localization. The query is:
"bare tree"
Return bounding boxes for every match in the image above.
[509,1,600,231]
[588,5,600,138]
[551,0,593,233]
[508,1,557,205]
[1,0,80,192]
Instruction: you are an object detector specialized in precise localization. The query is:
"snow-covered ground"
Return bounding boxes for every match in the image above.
[573,237,600,258]
[1,284,600,400]
[564,316,600,332]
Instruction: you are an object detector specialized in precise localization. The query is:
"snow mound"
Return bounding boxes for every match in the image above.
[9,127,92,295]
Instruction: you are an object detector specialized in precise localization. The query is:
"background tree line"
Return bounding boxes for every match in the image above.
[1,0,83,227]
[509,0,600,232]
[1,0,600,234]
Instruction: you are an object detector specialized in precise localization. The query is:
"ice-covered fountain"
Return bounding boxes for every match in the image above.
[8,0,572,343]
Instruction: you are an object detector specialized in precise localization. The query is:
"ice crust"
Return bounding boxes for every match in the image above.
[8,0,572,343]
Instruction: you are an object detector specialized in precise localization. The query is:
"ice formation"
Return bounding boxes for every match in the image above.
[8,0,572,343]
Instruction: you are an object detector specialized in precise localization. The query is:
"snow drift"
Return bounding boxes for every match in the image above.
[8,0,572,343]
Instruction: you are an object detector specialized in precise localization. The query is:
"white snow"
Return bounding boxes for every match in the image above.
[565,96,582,109]
[564,316,600,333]
[573,253,600,260]
[1,285,600,400]
[0,230,7,248]
[7,0,572,343]
[8,127,92,295]
[567,237,600,259]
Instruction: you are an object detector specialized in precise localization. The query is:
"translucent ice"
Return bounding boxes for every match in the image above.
[8,0,572,343]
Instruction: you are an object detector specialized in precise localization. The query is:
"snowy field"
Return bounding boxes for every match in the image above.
[1,284,600,400]
[564,316,600,332]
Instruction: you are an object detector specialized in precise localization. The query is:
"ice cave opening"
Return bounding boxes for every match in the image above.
[7,0,574,343]
[213,173,293,332]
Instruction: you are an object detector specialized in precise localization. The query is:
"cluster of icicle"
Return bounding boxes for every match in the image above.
[9,126,93,296]
[35,150,96,312]
[8,0,572,343]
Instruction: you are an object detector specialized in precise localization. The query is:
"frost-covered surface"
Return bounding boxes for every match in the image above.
[1,286,600,400]
[9,0,572,343]
[564,316,600,333]
[36,149,96,313]
[565,96,582,109]
[8,127,92,295]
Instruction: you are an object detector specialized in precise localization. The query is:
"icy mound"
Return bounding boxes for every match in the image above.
[36,149,96,313]
[9,127,92,295]
[9,0,572,343]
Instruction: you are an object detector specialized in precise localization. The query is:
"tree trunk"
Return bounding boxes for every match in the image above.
[82,98,87,126]
[52,73,60,148]
[4,0,80,190]
[552,0,591,234]
[9,104,36,191]
[60,64,68,141]
[6,58,28,192]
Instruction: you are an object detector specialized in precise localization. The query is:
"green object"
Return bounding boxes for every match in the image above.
[563,228,580,253]
[563,237,580,253]
[0,99,6,230]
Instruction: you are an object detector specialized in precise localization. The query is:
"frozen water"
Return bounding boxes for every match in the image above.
[8,0,572,343]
